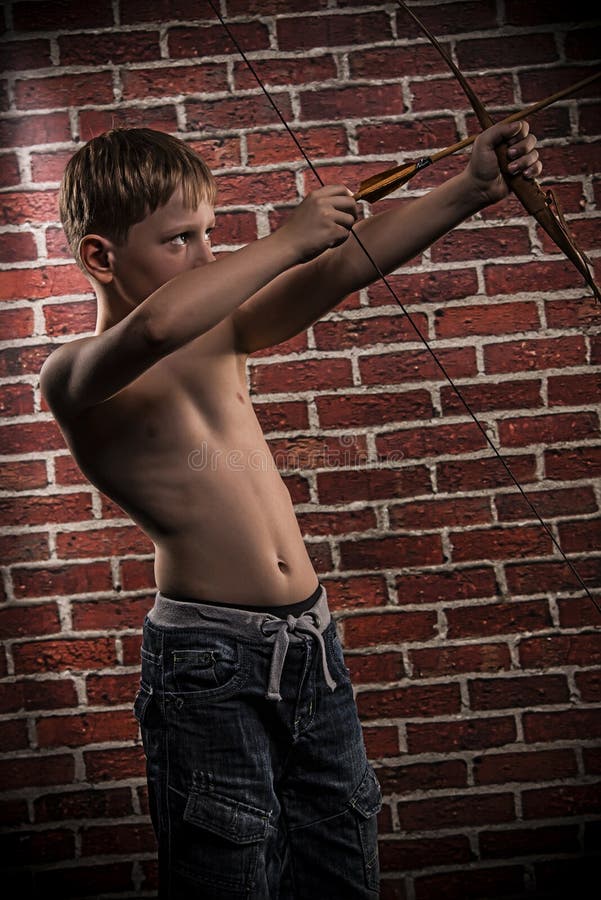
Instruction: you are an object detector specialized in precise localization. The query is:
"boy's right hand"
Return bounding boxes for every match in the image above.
[281,185,358,263]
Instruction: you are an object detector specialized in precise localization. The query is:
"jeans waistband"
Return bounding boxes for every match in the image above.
[148,585,336,701]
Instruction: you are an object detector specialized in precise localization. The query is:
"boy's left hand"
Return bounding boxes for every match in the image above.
[468,120,543,206]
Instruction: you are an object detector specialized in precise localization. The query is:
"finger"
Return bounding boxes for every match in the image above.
[330,209,357,230]
[506,120,530,145]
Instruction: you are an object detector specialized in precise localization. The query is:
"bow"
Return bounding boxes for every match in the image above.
[207,0,600,616]
[397,0,600,304]
[355,70,601,203]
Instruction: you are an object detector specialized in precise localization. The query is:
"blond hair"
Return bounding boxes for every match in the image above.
[59,127,217,273]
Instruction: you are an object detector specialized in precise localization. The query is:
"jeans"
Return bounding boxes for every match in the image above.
[133,585,382,899]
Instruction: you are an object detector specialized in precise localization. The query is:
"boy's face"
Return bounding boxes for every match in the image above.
[106,186,216,308]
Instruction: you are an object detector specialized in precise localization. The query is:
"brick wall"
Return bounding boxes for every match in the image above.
[1,0,600,897]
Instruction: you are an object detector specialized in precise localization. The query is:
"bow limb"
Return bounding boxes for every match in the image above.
[398,1,601,303]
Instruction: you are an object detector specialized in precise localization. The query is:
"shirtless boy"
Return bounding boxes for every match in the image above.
[40,122,541,898]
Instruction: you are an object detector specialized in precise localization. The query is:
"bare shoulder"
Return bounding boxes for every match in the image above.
[39,335,92,419]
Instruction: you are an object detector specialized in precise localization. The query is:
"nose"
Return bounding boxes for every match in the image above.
[193,244,215,267]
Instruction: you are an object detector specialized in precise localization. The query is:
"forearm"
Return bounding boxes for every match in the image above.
[325,169,487,294]
[140,230,299,354]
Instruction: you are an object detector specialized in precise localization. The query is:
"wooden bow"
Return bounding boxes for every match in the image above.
[354,70,601,203]
[397,0,601,304]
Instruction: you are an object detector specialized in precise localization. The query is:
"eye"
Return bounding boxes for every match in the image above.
[204,227,214,242]
[170,232,190,246]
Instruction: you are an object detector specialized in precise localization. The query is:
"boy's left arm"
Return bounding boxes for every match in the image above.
[232,120,541,355]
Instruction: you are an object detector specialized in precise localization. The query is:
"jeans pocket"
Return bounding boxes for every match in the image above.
[174,783,272,893]
[168,638,248,704]
[133,682,153,725]
[349,765,382,892]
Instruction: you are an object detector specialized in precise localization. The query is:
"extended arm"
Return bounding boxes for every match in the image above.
[233,119,541,355]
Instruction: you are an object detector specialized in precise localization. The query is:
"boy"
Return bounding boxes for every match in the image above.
[40,122,541,898]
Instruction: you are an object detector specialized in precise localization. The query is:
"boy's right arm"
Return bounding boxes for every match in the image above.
[40,185,356,421]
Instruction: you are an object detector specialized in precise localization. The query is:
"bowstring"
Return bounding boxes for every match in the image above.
[207,0,599,614]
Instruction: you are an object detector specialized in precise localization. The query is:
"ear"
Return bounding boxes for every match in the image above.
[78,234,115,283]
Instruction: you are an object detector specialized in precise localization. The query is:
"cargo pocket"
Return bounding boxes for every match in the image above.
[173,783,272,894]
[349,765,382,892]
[133,683,153,725]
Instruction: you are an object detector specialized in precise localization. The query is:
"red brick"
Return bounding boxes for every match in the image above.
[14,72,114,110]
[84,745,146,782]
[323,575,388,611]
[408,716,517,754]
[447,600,552,639]
[357,682,461,721]
[1,456,50,493]
[399,791,515,832]
[0,111,71,148]
[167,22,270,58]
[297,507,376,537]
[360,345,477,387]
[484,335,586,374]
[522,781,601,819]
[338,533,443,571]
[121,62,227,100]
[0,305,34,339]
[44,299,96,336]
[344,609,437,649]
[349,44,450,80]
[378,759,467,796]
[499,411,598,448]
[479,823,579,858]
[34,787,133,823]
[300,84,403,122]
[267,433,367,470]
[0,602,60,639]
[0,382,35,416]
[0,677,77,714]
[317,391,432,430]
[12,0,113,30]
[523,708,601,743]
[362,725,399,759]
[58,30,161,66]
[0,532,49,565]
[411,74,514,114]
[54,454,89,485]
[450,524,552,562]
[276,11,392,51]
[250,356,352,394]
[414,864,523,900]
[356,115,458,157]
[78,105,178,137]
[215,169,298,206]
[446,378,543,417]
[186,93,293,131]
[72,595,154,632]
[316,466,432,504]
[253,400,309,433]
[548,372,601,406]
[468,674,570,710]
[234,55,338,91]
[12,560,113,599]
[412,643,512,678]
[519,633,601,669]
[0,231,37,262]
[506,556,601,597]
[0,263,90,300]
[13,637,117,674]
[314,313,424,350]
[86,672,140,706]
[392,496,491,531]
[0,152,20,187]
[378,421,488,461]
[0,492,93,527]
[0,717,29,750]
[380,834,472,873]
[81,821,156,856]
[545,445,601,480]
[394,567,498,604]
[495,486,597,521]
[474,748,577,785]
[56,525,152,559]
[0,40,52,70]
[575,669,601,703]
[0,753,74,789]
[346,651,404,685]
[557,518,601,555]
[30,148,74,183]
[119,558,156,594]
[0,190,57,226]
[366,269,479,307]
[36,709,138,748]
[0,827,75,865]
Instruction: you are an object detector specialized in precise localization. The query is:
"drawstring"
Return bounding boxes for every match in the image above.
[261,613,337,701]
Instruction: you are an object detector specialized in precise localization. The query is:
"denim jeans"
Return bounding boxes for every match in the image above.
[133,585,382,899]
